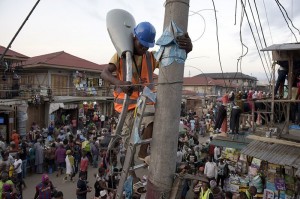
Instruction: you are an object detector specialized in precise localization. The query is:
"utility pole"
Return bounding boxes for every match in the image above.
[146,0,190,198]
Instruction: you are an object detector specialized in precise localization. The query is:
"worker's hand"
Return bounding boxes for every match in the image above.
[176,32,193,54]
[118,81,134,96]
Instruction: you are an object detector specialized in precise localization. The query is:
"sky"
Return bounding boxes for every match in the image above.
[1,0,300,83]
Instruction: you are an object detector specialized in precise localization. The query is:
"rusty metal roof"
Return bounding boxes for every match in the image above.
[210,135,251,150]
[261,43,300,51]
[241,140,300,168]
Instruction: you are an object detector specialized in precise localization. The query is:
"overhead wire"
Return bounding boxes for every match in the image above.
[274,0,298,42]
[240,0,270,84]
[275,0,300,35]
[188,10,207,42]
[291,0,294,42]
[210,0,227,88]
[253,0,273,80]
[229,0,248,89]
[234,0,238,25]
[247,0,271,75]
[262,0,274,44]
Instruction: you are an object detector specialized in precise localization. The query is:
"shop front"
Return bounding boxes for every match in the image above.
[210,136,258,195]
[241,140,300,199]
[210,137,300,199]
[0,99,26,143]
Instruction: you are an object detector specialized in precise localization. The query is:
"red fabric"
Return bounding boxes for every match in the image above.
[221,117,227,133]
[209,145,215,156]
[80,157,88,172]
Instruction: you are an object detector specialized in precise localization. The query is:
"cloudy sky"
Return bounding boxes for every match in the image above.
[1,0,299,82]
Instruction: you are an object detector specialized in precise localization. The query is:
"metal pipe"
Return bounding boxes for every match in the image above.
[126,51,133,81]
[107,52,132,152]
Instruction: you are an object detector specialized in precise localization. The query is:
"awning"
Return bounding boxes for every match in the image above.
[210,135,251,150]
[261,43,300,51]
[49,103,64,114]
[0,105,15,111]
[0,99,26,106]
[241,140,300,168]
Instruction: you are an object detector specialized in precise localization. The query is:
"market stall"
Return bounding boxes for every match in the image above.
[241,140,300,199]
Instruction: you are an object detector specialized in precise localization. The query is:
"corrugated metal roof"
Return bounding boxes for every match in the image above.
[210,135,251,150]
[241,140,300,168]
[261,43,300,51]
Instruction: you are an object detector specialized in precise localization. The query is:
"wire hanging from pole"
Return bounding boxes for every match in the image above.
[240,0,270,84]
[274,0,298,42]
[262,0,273,44]
[247,0,271,75]
[211,0,227,89]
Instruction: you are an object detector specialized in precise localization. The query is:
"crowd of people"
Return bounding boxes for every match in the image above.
[0,114,123,199]
[0,106,265,199]
[176,114,259,199]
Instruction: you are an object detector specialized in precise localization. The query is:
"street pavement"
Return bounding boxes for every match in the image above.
[22,132,211,199]
[23,166,99,199]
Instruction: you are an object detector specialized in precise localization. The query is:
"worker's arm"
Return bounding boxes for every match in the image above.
[101,63,122,86]
[101,63,133,95]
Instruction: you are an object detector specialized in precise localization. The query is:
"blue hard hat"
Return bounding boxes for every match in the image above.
[134,22,156,48]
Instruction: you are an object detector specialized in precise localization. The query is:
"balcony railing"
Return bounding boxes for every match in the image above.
[0,83,113,100]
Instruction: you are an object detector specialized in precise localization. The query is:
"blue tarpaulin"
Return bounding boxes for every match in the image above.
[154,21,187,67]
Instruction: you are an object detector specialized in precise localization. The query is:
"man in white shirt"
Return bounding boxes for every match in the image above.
[214,146,221,162]
[204,156,218,181]
[14,153,26,189]
[100,115,105,128]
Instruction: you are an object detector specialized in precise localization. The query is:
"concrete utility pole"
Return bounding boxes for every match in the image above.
[146,0,190,198]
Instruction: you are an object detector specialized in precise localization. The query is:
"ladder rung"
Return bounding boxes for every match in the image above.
[130,163,148,170]
[134,138,152,146]
[143,112,155,117]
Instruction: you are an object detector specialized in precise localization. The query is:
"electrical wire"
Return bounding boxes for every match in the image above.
[240,0,270,84]
[274,0,298,42]
[253,0,273,75]
[210,0,227,88]
[229,0,248,89]
[275,0,300,35]
[234,0,238,25]
[262,0,273,44]
[247,0,271,75]
[188,10,206,42]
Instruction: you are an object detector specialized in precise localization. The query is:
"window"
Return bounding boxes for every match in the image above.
[51,74,68,96]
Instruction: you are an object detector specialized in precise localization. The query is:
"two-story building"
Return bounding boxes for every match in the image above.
[0,45,29,142]
[0,46,114,141]
[183,75,232,96]
[195,72,258,91]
